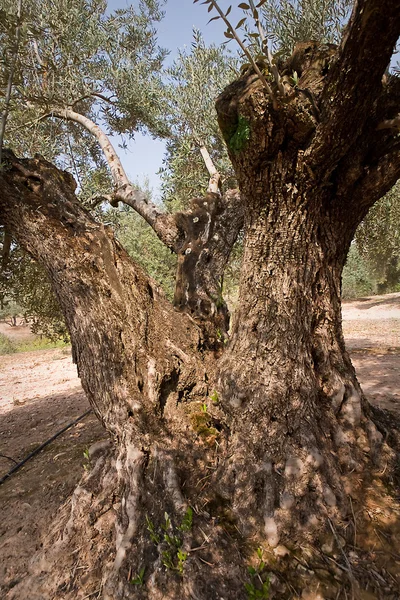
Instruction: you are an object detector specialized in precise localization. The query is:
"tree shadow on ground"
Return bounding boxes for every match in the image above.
[0,389,106,597]
[344,294,400,310]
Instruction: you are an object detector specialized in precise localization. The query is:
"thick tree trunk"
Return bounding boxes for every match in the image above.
[2,150,399,599]
[209,41,400,558]
[216,161,385,547]
[2,16,400,597]
[0,152,226,599]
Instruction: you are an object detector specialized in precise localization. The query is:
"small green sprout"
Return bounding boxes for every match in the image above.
[145,515,160,544]
[177,548,188,575]
[291,70,299,86]
[245,579,270,600]
[146,508,193,576]
[130,566,145,586]
[83,447,91,471]
[178,506,193,532]
[162,512,171,532]
[210,390,219,404]
[245,547,270,599]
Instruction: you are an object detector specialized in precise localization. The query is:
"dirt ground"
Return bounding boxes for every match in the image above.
[0,293,399,598]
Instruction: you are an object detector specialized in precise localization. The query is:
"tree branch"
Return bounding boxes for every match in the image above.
[334,73,400,210]
[49,107,181,250]
[248,0,285,96]
[198,145,220,194]
[201,0,277,106]
[70,93,117,109]
[308,0,400,179]
[353,144,400,214]
[376,113,400,131]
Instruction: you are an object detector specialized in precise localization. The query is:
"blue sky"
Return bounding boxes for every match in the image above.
[108,0,243,198]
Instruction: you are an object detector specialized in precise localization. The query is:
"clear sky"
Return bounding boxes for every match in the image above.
[108,0,243,198]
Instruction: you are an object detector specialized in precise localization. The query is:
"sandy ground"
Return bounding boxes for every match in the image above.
[0,293,399,597]
[342,292,400,416]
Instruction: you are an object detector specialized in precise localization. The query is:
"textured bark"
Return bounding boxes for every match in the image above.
[211,20,400,558]
[173,189,243,345]
[0,152,255,600]
[1,2,400,595]
[49,107,243,338]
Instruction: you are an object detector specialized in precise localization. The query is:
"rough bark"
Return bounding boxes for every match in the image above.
[49,107,242,340]
[1,1,400,595]
[173,189,243,346]
[0,153,234,600]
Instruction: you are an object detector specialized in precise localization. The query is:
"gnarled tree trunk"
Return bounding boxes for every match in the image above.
[173,189,243,346]
[1,1,400,597]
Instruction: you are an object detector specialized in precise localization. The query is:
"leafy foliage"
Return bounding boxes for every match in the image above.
[111,202,177,300]
[0,241,69,340]
[0,0,169,202]
[145,509,192,575]
[245,547,271,599]
[0,0,171,334]
[355,181,400,294]
[260,0,352,57]
[160,31,237,211]
[342,244,376,299]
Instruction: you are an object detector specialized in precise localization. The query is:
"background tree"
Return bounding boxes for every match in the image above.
[1,1,400,599]
[161,30,238,210]
[355,180,400,293]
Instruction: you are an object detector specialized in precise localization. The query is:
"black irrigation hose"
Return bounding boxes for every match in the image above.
[0,409,92,486]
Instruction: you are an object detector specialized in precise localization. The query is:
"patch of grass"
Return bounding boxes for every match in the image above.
[0,333,69,355]
[16,337,68,353]
[146,508,193,576]
[246,547,271,599]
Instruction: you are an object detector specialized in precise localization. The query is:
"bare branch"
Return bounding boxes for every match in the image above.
[206,0,277,106]
[70,93,118,109]
[198,145,221,194]
[354,145,400,213]
[248,0,285,96]
[47,107,181,250]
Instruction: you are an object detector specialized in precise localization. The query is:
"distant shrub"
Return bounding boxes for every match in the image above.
[342,245,376,299]
[0,333,16,355]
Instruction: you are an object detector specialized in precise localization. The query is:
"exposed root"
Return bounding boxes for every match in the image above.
[5,400,400,600]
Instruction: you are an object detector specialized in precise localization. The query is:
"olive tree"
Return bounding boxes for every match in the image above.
[1,0,400,598]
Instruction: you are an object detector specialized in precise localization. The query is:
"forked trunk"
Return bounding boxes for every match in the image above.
[1,30,400,598]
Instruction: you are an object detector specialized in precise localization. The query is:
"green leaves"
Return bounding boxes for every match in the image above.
[245,547,271,599]
[179,506,194,533]
[2,0,169,163]
[260,0,352,58]
[130,566,145,586]
[161,32,237,210]
[146,508,193,576]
